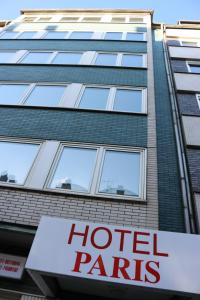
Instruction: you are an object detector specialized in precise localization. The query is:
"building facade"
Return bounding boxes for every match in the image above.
[0,9,199,300]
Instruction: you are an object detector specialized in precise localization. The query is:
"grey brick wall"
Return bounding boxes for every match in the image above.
[0,65,147,87]
[0,187,153,229]
[187,149,200,193]
[0,107,147,147]
[170,59,188,73]
[177,93,200,116]
[0,40,147,53]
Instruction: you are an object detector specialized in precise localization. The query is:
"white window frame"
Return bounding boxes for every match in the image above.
[186,61,200,73]
[196,94,200,110]
[180,40,199,47]
[0,137,42,187]
[75,84,147,113]
[93,52,147,68]
[45,142,146,201]
[17,51,84,65]
[0,82,69,107]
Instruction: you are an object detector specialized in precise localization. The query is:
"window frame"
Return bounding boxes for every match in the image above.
[93,52,147,68]
[180,40,199,47]
[196,94,200,110]
[0,82,69,107]
[45,142,146,201]
[75,84,147,114]
[187,61,200,73]
[0,137,42,187]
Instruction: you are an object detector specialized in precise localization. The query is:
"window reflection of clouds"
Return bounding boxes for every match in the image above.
[79,87,109,110]
[0,142,39,185]
[25,85,66,106]
[99,151,140,196]
[50,147,97,192]
[0,84,29,105]
[113,89,142,113]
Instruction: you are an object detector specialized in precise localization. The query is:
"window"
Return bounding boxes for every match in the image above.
[98,150,140,197]
[52,52,82,64]
[78,87,109,110]
[77,86,145,113]
[20,52,53,64]
[60,17,79,22]
[95,53,117,66]
[188,64,200,73]
[126,32,144,41]
[82,17,101,22]
[129,17,144,23]
[111,17,126,23]
[181,41,198,47]
[0,51,15,63]
[121,54,144,67]
[44,31,69,39]
[104,32,122,40]
[38,17,51,22]
[48,144,146,200]
[23,17,36,22]
[0,84,29,105]
[50,146,97,192]
[69,31,93,39]
[113,89,143,113]
[24,85,66,107]
[0,31,18,39]
[196,94,200,110]
[17,32,38,39]
[0,141,39,185]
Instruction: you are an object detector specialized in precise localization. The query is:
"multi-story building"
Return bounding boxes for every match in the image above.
[0,8,199,300]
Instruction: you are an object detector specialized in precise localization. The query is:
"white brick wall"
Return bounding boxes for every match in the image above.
[0,187,158,229]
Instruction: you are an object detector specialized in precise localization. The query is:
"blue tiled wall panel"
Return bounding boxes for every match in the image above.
[153,29,185,232]
[0,107,147,147]
[0,65,147,87]
[0,40,147,53]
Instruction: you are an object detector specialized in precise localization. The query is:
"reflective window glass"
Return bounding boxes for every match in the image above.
[50,147,97,192]
[99,150,140,197]
[95,53,117,66]
[25,85,66,107]
[17,32,37,39]
[0,32,18,39]
[0,142,39,185]
[126,33,144,41]
[121,54,143,67]
[69,32,93,39]
[182,41,198,46]
[21,52,52,64]
[113,89,142,113]
[104,32,122,40]
[129,18,144,22]
[38,17,51,21]
[82,17,101,22]
[111,17,125,23]
[44,31,68,39]
[79,87,109,110]
[0,52,15,63]
[52,52,82,64]
[0,84,29,105]
[189,65,200,73]
[61,17,79,22]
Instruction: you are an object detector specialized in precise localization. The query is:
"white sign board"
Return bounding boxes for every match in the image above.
[26,216,200,295]
[0,253,26,279]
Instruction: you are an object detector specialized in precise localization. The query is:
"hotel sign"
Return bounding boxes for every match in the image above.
[0,253,26,279]
[26,216,200,295]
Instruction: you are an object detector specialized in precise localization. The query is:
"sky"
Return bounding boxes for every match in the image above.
[0,0,199,24]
